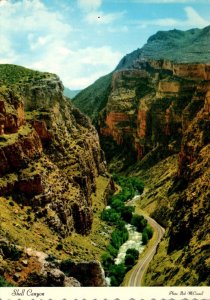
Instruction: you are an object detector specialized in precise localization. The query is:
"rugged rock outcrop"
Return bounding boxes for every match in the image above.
[0,65,106,237]
[0,64,110,286]
[0,239,106,287]
[60,260,106,287]
[97,60,209,171]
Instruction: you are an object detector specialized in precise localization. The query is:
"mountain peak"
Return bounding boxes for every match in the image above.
[116,25,210,70]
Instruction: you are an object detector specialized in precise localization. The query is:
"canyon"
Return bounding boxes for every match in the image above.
[0,25,209,287]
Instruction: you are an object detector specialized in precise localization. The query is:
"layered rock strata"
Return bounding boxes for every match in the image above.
[98,60,210,169]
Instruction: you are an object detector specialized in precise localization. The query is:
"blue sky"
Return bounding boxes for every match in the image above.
[0,0,209,89]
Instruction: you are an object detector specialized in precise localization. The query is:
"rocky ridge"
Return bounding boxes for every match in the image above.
[116,26,210,69]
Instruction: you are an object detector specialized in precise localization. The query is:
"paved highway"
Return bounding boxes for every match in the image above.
[126,199,165,286]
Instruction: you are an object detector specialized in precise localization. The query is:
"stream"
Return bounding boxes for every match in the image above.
[105,195,145,285]
[115,224,144,264]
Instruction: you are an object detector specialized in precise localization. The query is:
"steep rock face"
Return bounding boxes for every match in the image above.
[0,87,25,134]
[134,82,210,286]
[0,65,106,238]
[143,102,210,286]
[98,60,209,169]
[168,95,210,252]
[60,260,106,287]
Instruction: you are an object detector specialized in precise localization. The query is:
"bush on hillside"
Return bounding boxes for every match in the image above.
[142,226,153,245]
[126,248,139,260]
[0,276,12,287]
[109,263,126,286]
[110,228,129,249]
[131,214,147,232]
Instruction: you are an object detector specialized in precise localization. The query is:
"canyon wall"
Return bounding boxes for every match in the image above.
[98,60,209,170]
[0,68,106,237]
[143,91,209,286]
[0,65,108,286]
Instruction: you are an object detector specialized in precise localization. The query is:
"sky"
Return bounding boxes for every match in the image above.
[0,0,210,90]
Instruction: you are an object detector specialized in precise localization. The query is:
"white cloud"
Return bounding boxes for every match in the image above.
[136,6,209,29]
[77,0,102,11]
[185,6,209,27]
[30,46,122,89]
[0,0,72,47]
[0,0,122,89]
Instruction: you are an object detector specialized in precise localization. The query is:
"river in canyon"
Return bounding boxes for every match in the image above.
[105,195,145,285]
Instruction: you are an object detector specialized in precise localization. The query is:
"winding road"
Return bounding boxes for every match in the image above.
[126,197,165,286]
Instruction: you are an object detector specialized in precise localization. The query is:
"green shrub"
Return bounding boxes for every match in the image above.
[110,275,118,286]
[121,206,134,223]
[142,226,153,245]
[125,254,135,267]
[131,214,147,232]
[112,175,144,197]
[107,244,118,257]
[109,198,124,212]
[109,263,126,286]
[144,226,153,240]
[101,252,114,270]
[45,254,56,262]
[0,276,12,287]
[101,209,120,225]
[115,220,126,230]
[126,248,139,260]
[111,228,128,249]
[142,231,149,245]
[56,243,63,250]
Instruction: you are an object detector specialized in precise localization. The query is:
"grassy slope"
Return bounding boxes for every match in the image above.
[0,64,52,85]
[72,72,112,123]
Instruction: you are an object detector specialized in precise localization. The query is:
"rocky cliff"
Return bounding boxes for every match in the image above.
[0,64,109,286]
[142,93,210,286]
[97,59,209,172]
